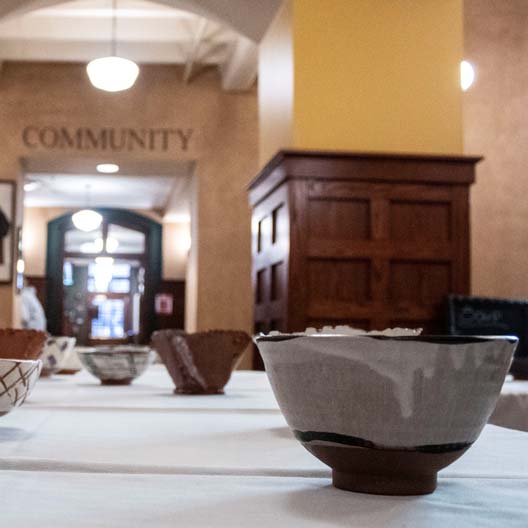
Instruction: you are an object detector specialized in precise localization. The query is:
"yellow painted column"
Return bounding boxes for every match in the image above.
[259,0,464,161]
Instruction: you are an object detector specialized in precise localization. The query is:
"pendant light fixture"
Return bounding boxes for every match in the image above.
[86,0,139,92]
[72,184,103,232]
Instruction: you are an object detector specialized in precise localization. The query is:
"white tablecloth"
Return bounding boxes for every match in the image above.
[2,472,527,528]
[0,366,527,527]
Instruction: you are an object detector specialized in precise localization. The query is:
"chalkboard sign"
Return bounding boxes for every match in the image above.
[447,295,528,379]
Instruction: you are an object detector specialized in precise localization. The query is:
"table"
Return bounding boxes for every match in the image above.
[1,366,527,527]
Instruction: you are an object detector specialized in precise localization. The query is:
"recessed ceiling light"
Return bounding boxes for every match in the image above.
[96,163,119,173]
[24,181,42,192]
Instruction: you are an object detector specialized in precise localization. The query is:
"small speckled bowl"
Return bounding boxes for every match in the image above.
[0,358,42,416]
[41,336,77,377]
[77,346,154,385]
[255,333,518,495]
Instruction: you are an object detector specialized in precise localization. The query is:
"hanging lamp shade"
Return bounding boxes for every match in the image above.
[86,0,139,92]
[87,56,139,92]
[72,209,103,232]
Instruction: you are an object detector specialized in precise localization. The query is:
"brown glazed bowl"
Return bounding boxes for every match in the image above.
[255,333,518,496]
[151,330,251,394]
[0,329,48,360]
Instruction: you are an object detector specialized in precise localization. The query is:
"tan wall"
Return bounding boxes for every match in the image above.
[22,207,189,280]
[464,1,528,299]
[0,63,258,370]
[23,207,69,277]
[162,222,190,280]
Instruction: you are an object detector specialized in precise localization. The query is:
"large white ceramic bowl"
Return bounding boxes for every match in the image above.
[78,346,155,385]
[0,358,42,416]
[41,336,77,377]
[255,333,518,495]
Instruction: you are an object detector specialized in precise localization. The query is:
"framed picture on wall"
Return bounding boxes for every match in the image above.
[0,181,15,283]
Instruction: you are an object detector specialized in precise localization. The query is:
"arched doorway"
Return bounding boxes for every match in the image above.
[46,208,162,345]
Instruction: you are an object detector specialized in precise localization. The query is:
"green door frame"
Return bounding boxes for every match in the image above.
[46,208,162,342]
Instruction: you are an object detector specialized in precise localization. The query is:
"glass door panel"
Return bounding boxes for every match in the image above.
[107,224,146,254]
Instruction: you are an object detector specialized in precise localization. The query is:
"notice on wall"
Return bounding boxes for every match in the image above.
[155,293,174,315]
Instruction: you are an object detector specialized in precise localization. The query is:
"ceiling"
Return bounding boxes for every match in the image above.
[0,0,282,42]
[23,158,193,221]
[0,0,274,90]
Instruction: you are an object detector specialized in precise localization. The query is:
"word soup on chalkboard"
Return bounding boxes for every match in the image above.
[447,295,528,378]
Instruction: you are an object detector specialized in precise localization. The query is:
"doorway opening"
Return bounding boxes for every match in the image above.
[48,207,160,345]
[21,157,194,345]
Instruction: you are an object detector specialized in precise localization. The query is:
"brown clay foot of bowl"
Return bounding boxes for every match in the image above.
[58,369,80,375]
[174,387,224,395]
[101,378,133,386]
[332,468,438,495]
[304,443,470,496]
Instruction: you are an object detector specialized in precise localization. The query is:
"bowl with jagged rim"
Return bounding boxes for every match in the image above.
[0,329,47,360]
[151,329,251,394]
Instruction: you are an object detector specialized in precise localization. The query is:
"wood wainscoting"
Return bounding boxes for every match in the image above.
[249,150,481,370]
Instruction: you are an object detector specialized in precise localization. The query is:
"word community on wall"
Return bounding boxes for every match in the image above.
[22,126,193,152]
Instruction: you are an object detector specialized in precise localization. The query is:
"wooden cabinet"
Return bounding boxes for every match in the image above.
[249,150,480,369]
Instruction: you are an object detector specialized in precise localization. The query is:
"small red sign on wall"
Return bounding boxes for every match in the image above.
[155,293,174,315]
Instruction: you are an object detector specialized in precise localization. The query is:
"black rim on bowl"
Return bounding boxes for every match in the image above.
[255,334,519,344]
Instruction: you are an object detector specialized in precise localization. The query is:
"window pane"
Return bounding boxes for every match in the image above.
[65,228,103,253]
[111,263,132,277]
[90,297,125,339]
[107,224,145,254]
[63,261,73,286]
[110,279,130,293]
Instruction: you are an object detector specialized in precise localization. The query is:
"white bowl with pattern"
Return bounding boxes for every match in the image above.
[0,358,42,416]
[41,336,77,377]
[78,346,154,385]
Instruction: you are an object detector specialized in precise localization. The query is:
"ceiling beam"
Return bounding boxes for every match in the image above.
[220,35,258,91]
[0,38,230,65]
[183,18,208,83]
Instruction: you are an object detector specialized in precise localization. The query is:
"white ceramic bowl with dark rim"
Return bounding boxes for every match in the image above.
[77,345,155,385]
[0,358,42,416]
[255,333,518,496]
